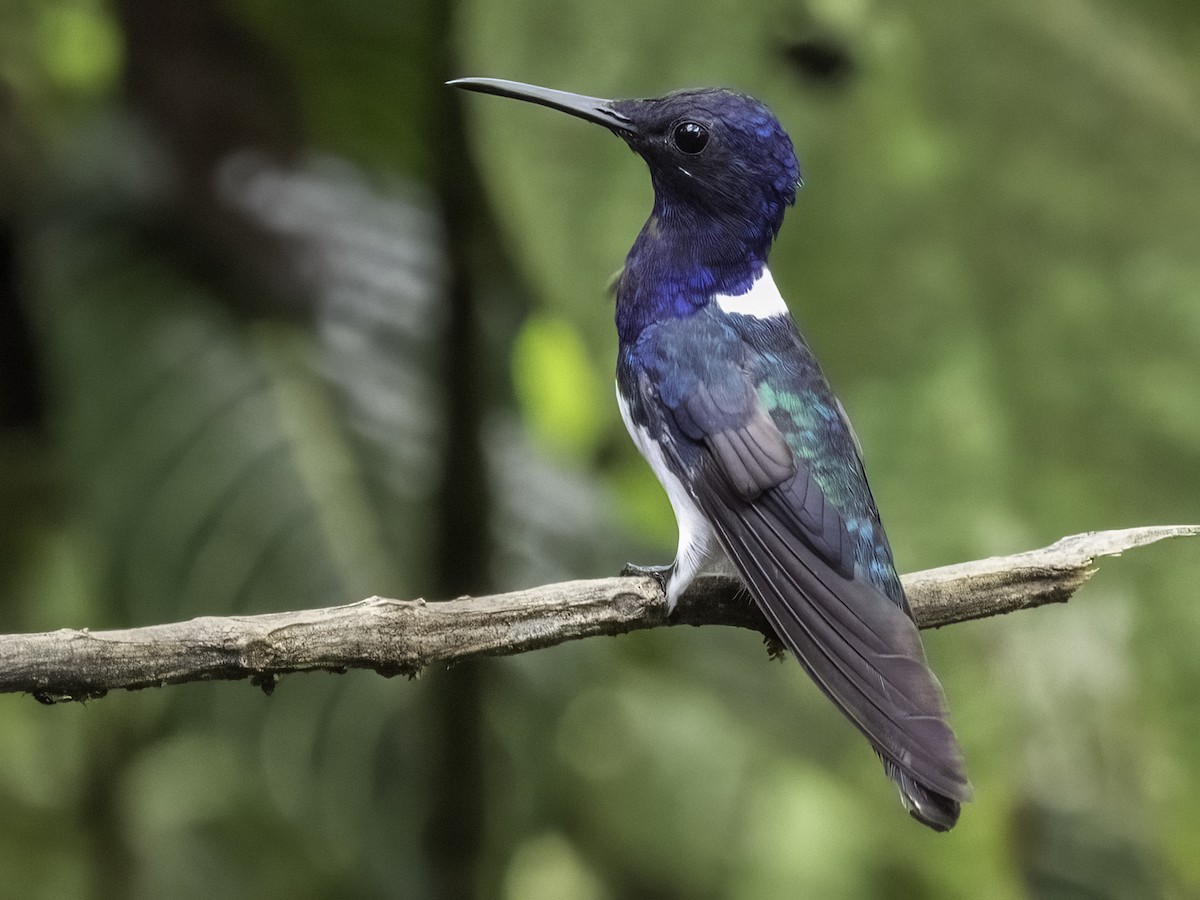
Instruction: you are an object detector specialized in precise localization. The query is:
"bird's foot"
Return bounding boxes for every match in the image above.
[620,562,673,593]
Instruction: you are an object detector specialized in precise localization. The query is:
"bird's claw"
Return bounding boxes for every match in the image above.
[620,562,673,592]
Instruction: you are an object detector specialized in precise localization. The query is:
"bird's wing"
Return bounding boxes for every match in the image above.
[633,315,971,812]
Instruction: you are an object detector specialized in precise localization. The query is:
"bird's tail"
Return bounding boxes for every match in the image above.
[885,759,963,832]
[700,475,973,831]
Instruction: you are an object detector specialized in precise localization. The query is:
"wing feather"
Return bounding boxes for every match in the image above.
[700,465,969,801]
[699,465,971,804]
[685,383,794,499]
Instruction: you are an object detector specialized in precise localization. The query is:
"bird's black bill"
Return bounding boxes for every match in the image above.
[447,77,634,134]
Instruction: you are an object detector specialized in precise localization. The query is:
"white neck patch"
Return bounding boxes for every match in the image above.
[714,267,788,319]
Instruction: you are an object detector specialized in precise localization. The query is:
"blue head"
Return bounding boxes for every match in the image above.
[449,78,800,254]
[449,78,802,336]
[610,89,801,248]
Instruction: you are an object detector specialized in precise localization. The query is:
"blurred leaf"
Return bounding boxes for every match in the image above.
[512,315,609,459]
[36,0,122,95]
[503,833,609,900]
[33,223,382,621]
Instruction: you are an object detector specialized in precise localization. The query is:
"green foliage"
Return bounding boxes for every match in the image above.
[512,315,610,458]
[0,0,1198,897]
[31,208,415,622]
[34,0,122,96]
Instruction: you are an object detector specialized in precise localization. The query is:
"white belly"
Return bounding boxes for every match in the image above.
[617,387,730,609]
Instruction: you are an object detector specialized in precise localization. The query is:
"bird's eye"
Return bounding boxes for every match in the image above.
[673,121,709,154]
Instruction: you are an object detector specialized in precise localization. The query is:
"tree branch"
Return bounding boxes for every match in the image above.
[2,526,1195,703]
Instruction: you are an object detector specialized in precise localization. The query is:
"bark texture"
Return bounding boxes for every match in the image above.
[1,526,1194,702]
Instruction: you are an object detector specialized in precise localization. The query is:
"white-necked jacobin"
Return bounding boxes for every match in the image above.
[449,77,972,831]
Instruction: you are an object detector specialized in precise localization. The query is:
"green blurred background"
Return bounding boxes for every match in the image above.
[1,0,1198,897]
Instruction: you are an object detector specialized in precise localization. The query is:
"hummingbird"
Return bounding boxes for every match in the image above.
[448,77,972,830]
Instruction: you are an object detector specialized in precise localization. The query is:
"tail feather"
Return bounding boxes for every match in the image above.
[887,759,963,832]
[700,479,973,830]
